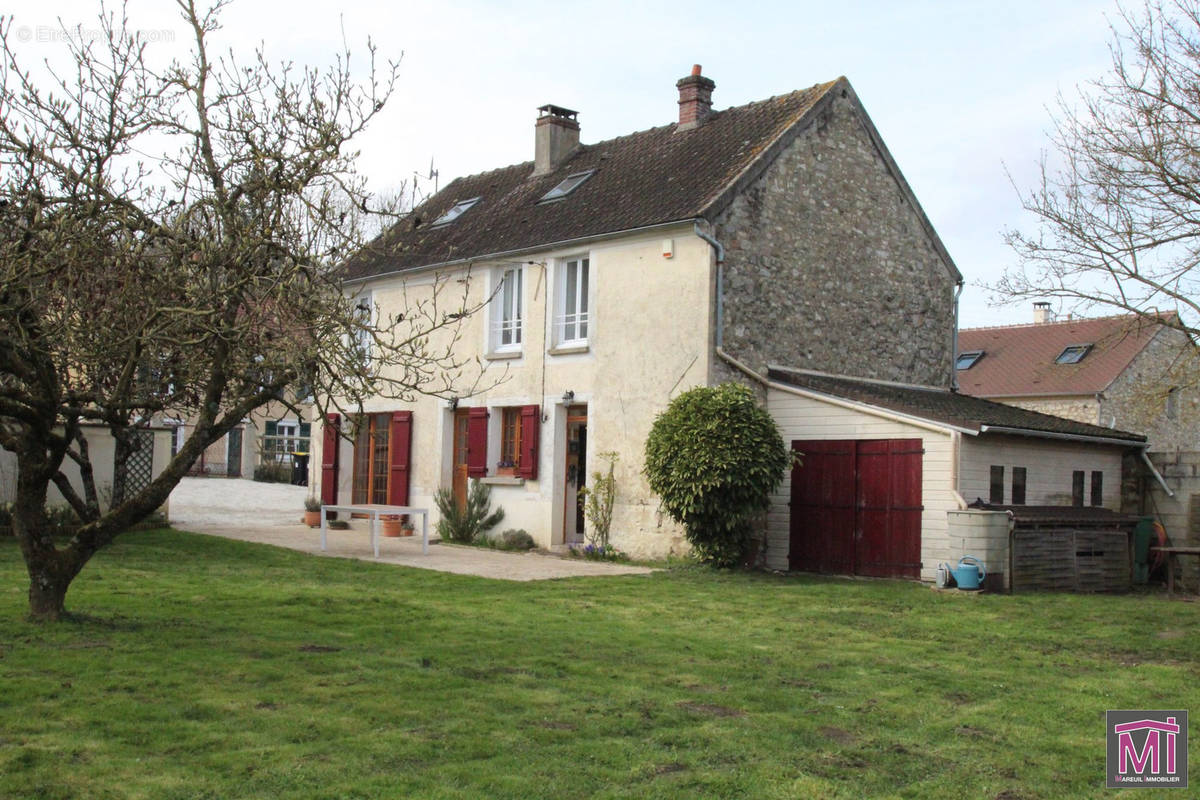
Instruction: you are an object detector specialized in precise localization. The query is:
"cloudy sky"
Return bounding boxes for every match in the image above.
[10,0,1123,326]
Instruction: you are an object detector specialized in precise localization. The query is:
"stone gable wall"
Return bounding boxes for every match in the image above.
[1001,396,1101,426]
[1101,327,1200,453]
[711,91,957,387]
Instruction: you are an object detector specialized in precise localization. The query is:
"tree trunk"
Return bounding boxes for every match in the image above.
[25,551,74,622]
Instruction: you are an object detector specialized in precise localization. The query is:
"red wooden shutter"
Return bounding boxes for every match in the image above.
[466,407,489,478]
[320,413,340,504]
[388,410,413,506]
[518,405,539,479]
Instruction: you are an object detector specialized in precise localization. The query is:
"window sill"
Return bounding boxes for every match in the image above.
[481,476,524,486]
[549,342,589,356]
[485,349,523,361]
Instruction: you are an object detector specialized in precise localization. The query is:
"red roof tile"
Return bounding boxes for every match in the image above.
[957,314,1174,397]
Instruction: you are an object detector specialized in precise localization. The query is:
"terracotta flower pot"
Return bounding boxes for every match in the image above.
[381,516,403,537]
[304,510,321,528]
[401,525,415,537]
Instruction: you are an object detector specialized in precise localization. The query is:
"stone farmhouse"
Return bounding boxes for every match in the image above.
[311,66,1149,575]
[957,306,1197,456]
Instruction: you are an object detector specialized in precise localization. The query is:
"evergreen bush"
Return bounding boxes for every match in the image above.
[644,383,791,567]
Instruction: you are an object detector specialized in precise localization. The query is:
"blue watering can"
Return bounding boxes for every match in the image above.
[948,556,986,590]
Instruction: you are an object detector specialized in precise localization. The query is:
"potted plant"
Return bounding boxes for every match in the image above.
[381,514,403,537]
[400,517,416,537]
[303,497,322,527]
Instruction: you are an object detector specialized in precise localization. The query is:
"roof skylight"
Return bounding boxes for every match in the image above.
[955,350,984,370]
[1055,344,1092,364]
[431,196,481,226]
[539,170,595,203]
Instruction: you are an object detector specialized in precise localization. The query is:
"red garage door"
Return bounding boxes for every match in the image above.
[789,439,923,579]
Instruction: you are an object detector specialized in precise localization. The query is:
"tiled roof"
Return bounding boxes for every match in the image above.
[344,81,840,280]
[956,314,1173,398]
[768,367,1146,444]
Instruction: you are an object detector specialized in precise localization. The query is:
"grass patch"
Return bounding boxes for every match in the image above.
[1,529,1197,798]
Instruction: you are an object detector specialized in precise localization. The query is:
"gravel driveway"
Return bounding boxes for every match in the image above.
[167,476,655,581]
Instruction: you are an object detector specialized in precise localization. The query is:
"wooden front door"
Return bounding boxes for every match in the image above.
[452,408,470,508]
[563,405,588,544]
[789,438,923,579]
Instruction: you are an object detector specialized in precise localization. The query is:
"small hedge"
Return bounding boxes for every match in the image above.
[253,463,293,483]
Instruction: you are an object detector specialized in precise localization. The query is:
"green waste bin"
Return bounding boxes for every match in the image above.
[1133,516,1156,585]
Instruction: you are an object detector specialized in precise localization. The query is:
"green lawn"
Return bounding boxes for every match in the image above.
[1,530,1197,799]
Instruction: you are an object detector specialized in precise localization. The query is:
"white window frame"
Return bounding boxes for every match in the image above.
[489,266,523,356]
[351,291,374,364]
[276,420,300,462]
[553,255,591,351]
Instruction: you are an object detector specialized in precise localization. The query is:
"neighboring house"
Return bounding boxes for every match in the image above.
[765,368,1146,583]
[957,305,1198,453]
[313,65,962,559]
[169,399,312,481]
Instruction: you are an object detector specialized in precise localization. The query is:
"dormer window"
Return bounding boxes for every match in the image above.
[1055,344,1092,364]
[431,196,481,226]
[956,350,984,370]
[539,170,594,203]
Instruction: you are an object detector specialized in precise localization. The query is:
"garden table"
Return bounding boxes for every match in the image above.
[319,504,430,558]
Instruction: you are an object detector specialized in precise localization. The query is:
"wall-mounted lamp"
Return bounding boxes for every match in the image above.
[449,396,459,410]
[562,390,575,404]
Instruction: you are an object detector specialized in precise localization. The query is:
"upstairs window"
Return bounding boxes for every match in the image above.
[554,256,590,348]
[539,170,594,203]
[351,292,374,363]
[1055,344,1092,364]
[431,196,481,226]
[490,266,523,354]
[956,350,984,370]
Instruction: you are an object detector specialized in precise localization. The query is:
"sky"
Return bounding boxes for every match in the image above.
[8,0,1123,327]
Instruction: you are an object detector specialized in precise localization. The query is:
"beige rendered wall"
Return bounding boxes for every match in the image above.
[958,434,1124,508]
[765,385,958,582]
[0,426,172,519]
[314,223,712,558]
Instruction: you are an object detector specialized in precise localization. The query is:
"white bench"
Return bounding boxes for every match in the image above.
[319,504,430,557]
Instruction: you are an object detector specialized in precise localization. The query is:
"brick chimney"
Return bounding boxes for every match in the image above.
[533,104,580,177]
[1033,301,1053,324]
[676,64,715,131]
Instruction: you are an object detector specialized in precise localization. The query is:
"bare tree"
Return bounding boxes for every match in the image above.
[999,0,1200,342]
[0,2,488,620]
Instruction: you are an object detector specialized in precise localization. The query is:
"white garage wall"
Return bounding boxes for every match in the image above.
[958,434,1125,509]
[766,386,957,582]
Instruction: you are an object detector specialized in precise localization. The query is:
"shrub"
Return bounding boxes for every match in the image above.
[253,463,292,483]
[496,529,535,551]
[579,451,617,550]
[644,382,791,567]
[434,480,504,543]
